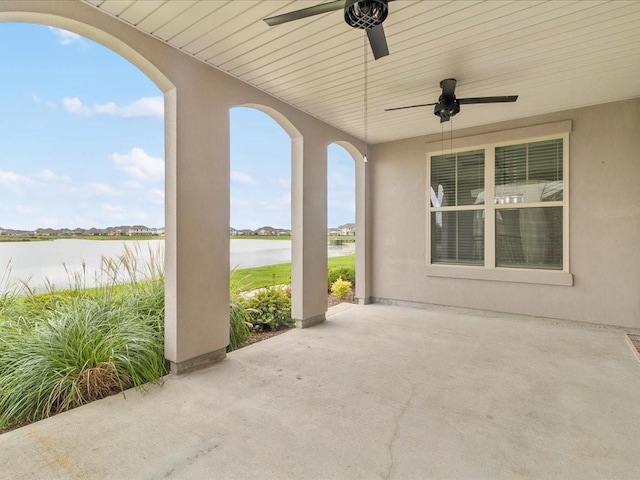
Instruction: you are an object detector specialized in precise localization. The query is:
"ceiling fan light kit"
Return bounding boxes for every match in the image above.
[263,0,391,60]
[344,0,388,29]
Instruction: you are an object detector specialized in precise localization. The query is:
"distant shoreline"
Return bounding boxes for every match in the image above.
[0,235,165,243]
[1,234,355,243]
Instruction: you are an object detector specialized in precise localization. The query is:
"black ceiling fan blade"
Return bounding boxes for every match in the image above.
[441,78,457,97]
[385,102,438,111]
[458,96,518,104]
[367,24,389,60]
[264,1,346,26]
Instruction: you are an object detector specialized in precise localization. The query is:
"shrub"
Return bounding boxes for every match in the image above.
[243,286,292,332]
[331,277,352,300]
[328,266,355,292]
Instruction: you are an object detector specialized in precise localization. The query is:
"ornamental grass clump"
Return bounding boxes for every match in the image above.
[229,294,253,350]
[0,244,167,430]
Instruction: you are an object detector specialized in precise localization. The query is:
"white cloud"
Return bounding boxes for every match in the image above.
[62,97,91,115]
[62,96,163,119]
[231,171,257,186]
[49,27,82,46]
[111,148,164,182]
[32,92,57,108]
[102,203,124,214]
[128,97,163,118]
[279,192,291,206]
[124,180,143,190]
[34,169,72,184]
[15,205,34,215]
[276,178,290,189]
[0,170,34,190]
[149,189,164,205]
[329,171,352,188]
[85,182,119,197]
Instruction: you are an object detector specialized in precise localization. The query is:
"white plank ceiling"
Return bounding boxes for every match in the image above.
[84,0,640,144]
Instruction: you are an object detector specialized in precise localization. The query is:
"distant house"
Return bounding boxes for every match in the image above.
[35,228,56,236]
[257,226,276,236]
[106,226,128,236]
[339,223,356,236]
[128,225,154,236]
[328,228,342,236]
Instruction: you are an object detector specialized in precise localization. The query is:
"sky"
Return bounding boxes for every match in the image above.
[0,23,355,231]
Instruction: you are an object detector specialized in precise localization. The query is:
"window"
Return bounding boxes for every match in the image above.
[427,125,570,285]
[430,150,485,265]
[494,139,563,269]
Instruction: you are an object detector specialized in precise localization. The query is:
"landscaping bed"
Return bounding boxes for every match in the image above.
[0,252,356,433]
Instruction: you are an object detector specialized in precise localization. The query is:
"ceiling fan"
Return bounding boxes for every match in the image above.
[386,78,519,123]
[263,0,393,60]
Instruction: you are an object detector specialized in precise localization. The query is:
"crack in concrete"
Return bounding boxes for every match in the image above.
[384,377,416,480]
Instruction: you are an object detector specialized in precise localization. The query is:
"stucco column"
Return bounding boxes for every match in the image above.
[291,136,328,327]
[164,89,230,373]
[355,158,371,304]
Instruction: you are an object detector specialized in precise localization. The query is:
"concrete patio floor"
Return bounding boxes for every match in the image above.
[2,303,640,479]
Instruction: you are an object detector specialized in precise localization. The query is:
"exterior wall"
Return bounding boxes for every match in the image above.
[0,0,367,369]
[369,99,640,329]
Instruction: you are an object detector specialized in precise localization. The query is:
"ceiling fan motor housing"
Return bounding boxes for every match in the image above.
[344,0,389,29]
[434,96,460,122]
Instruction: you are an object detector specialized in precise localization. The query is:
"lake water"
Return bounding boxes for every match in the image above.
[0,238,355,293]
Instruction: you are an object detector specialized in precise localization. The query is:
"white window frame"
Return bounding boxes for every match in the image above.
[425,120,573,287]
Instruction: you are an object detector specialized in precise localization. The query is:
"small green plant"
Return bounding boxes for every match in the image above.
[330,277,352,300]
[243,286,292,332]
[328,266,355,292]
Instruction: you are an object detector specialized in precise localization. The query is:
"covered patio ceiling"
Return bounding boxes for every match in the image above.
[84,0,640,144]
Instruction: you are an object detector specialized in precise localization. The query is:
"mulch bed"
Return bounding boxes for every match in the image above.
[237,292,356,349]
[0,420,29,435]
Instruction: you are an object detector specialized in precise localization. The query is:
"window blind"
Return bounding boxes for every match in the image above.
[430,150,485,265]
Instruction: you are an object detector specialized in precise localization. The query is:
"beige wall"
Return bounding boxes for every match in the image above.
[0,0,367,369]
[370,99,640,329]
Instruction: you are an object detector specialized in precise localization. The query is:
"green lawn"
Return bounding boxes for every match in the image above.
[231,254,355,292]
[0,237,52,242]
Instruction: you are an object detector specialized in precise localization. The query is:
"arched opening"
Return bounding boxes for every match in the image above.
[0,16,175,430]
[331,141,368,304]
[0,22,165,289]
[228,105,299,347]
[327,143,357,306]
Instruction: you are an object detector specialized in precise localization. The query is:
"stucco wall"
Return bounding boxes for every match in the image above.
[369,99,640,329]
